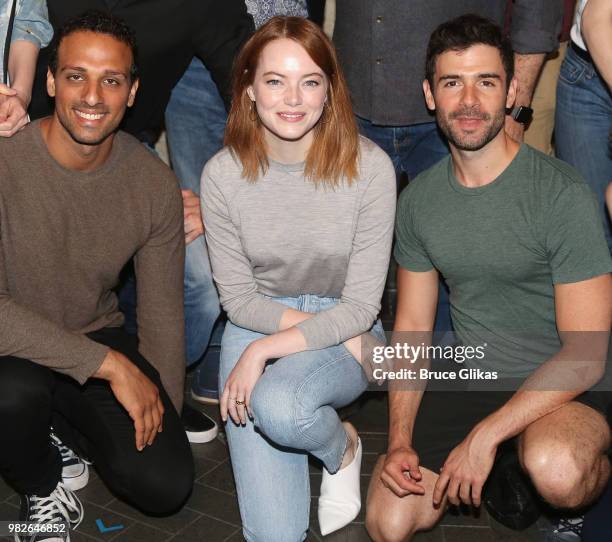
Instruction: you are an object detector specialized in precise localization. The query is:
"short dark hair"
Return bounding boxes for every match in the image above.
[425,14,514,89]
[48,10,139,81]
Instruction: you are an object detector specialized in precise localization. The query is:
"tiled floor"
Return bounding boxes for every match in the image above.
[1,393,556,542]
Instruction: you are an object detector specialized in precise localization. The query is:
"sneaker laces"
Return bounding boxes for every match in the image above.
[554,516,583,536]
[29,482,84,530]
[50,431,92,467]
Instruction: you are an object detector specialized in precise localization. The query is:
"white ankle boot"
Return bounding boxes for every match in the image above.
[318,437,362,536]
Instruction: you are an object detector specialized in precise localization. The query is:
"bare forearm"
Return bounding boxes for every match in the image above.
[477,345,608,445]
[278,307,313,329]
[513,52,546,107]
[7,40,39,105]
[582,0,612,89]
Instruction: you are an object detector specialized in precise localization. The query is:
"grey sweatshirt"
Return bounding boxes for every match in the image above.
[201,137,396,349]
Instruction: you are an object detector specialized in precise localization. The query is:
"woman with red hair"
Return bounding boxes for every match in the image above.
[201,16,395,540]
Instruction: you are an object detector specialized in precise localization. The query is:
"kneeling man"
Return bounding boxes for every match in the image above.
[366,14,611,542]
[0,11,193,540]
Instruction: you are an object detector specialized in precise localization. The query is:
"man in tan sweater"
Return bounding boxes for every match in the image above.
[0,11,193,540]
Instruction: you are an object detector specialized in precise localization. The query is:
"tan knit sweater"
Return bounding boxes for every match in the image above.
[0,121,186,411]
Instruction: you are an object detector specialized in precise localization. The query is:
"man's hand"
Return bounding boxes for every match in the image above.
[433,425,497,507]
[504,115,525,143]
[0,85,29,137]
[182,189,204,244]
[380,446,425,497]
[95,349,164,451]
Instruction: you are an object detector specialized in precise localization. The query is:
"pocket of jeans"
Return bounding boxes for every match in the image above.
[559,55,587,86]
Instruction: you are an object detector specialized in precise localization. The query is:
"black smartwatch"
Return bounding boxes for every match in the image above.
[511,106,533,125]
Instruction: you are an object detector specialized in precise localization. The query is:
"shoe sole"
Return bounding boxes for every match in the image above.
[190,390,220,405]
[185,425,219,444]
[62,463,90,492]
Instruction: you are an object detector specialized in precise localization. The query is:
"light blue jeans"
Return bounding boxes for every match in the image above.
[220,295,384,542]
[165,57,226,364]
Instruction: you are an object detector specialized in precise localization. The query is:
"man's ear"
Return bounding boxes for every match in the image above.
[505,76,518,110]
[423,79,436,111]
[46,67,56,98]
[127,78,139,107]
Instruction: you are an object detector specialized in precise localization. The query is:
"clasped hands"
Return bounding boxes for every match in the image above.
[382,425,498,508]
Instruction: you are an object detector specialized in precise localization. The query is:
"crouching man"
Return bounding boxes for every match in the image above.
[366,14,611,542]
[0,11,193,540]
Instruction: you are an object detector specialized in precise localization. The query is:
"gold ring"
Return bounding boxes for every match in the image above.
[235,399,245,406]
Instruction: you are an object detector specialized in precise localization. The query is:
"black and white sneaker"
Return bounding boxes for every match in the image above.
[50,432,90,491]
[16,481,84,542]
[545,516,583,541]
[181,403,218,444]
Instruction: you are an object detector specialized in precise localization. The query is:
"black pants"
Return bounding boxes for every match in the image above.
[412,388,611,473]
[0,328,194,515]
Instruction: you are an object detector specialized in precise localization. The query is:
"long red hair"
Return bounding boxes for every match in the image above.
[224,16,359,186]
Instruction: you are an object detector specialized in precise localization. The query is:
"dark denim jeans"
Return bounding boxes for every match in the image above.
[555,45,612,252]
[356,117,449,184]
[165,57,225,365]
[357,116,452,332]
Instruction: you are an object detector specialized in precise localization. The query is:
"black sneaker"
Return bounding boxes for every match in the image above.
[50,431,90,491]
[16,481,84,542]
[181,403,218,444]
[483,447,540,530]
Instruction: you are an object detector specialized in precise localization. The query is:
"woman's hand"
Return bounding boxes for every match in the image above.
[220,341,268,425]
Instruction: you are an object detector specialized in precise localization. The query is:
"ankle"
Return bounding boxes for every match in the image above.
[340,423,358,470]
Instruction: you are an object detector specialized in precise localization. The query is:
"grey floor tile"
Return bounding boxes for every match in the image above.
[320,523,371,541]
[360,437,387,456]
[223,529,245,541]
[75,502,134,540]
[198,460,236,494]
[440,504,490,527]
[361,453,379,476]
[413,528,446,541]
[68,531,105,542]
[0,478,14,502]
[488,519,544,541]
[0,501,19,521]
[190,437,230,463]
[110,523,170,542]
[184,483,241,527]
[443,526,497,542]
[78,476,117,508]
[105,498,200,535]
[171,514,238,541]
[194,455,221,481]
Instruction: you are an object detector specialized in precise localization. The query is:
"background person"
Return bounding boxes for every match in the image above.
[0,0,52,137]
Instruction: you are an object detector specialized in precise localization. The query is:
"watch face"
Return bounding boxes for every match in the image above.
[513,106,533,125]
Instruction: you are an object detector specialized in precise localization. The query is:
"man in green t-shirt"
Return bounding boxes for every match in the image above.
[366,14,612,542]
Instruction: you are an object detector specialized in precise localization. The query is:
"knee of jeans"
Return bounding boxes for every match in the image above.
[0,359,53,417]
[112,452,194,516]
[250,379,307,448]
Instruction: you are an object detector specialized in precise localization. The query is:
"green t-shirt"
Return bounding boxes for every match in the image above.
[394,144,612,377]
